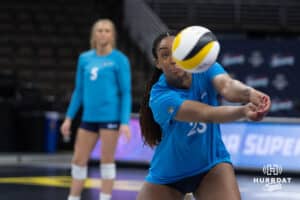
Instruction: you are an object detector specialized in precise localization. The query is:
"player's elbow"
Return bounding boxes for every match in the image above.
[219,79,232,95]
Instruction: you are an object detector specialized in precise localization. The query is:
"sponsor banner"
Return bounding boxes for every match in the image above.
[221,122,300,171]
[91,117,300,172]
[219,39,300,117]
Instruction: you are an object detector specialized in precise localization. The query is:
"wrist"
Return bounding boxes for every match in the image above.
[240,105,248,119]
[245,86,253,103]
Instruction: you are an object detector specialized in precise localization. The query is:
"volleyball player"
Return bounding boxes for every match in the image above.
[60,19,132,200]
[137,32,270,200]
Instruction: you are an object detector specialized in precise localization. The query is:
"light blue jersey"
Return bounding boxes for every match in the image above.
[66,49,131,124]
[147,63,231,184]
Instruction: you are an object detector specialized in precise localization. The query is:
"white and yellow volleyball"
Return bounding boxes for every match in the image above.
[172,26,220,73]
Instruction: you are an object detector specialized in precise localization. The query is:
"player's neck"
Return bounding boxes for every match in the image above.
[167,73,192,89]
[180,73,192,89]
[96,45,113,56]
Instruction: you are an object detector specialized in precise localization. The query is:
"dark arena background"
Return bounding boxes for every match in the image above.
[0,0,300,199]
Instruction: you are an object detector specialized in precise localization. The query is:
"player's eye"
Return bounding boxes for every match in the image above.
[160,51,170,59]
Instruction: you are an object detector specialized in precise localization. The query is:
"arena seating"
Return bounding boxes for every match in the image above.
[0,0,150,152]
[0,0,149,114]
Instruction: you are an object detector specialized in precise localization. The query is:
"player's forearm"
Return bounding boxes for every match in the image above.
[204,105,245,123]
[222,79,251,103]
[66,89,82,119]
[119,87,131,124]
[176,100,245,123]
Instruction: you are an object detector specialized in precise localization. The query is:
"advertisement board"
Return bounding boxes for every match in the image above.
[91,117,300,172]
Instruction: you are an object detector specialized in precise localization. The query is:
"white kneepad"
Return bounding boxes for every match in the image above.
[71,164,87,180]
[68,196,80,200]
[100,163,116,179]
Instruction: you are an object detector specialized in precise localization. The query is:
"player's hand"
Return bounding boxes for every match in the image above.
[119,124,131,142]
[249,89,269,109]
[257,95,271,114]
[60,118,72,142]
[244,97,271,121]
[244,102,264,121]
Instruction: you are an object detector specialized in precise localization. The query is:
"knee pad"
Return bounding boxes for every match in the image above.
[68,196,80,200]
[100,163,116,179]
[71,164,87,180]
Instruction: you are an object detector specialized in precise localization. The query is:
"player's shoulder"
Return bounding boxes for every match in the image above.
[203,62,223,72]
[199,61,226,77]
[112,49,129,59]
[153,74,167,88]
[151,75,173,96]
[212,62,223,68]
[111,49,130,67]
[79,49,95,59]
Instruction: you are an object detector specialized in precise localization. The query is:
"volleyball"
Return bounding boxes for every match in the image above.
[172,26,220,73]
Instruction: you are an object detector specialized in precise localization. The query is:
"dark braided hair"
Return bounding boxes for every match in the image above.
[139,32,175,147]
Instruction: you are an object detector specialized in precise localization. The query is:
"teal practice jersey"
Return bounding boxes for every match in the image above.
[66,49,131,124]
[147,63,231,184]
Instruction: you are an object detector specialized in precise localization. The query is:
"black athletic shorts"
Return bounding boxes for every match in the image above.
[79,121,120,132]
[165,171,208,194]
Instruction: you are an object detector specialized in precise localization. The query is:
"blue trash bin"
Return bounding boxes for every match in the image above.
[44,111,60,153]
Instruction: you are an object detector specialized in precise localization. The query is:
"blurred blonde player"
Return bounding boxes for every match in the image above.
[60,19,131,200]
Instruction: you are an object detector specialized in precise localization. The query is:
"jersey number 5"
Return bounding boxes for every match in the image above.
[90,67,99,81]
